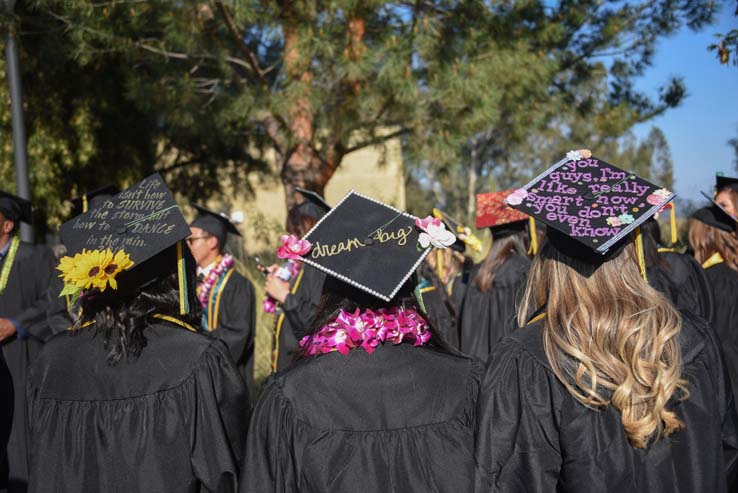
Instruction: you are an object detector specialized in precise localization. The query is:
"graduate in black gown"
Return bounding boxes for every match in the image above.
[27,175,250,492]
[476,151,738,492]
[266,187,327,371]
[642,214,714,321]
[241,192,483,492]
[0,191,57,491]
[189,205,256,397]
[689,204,738,401]
[459,189,532,360]
[0,350,12,491]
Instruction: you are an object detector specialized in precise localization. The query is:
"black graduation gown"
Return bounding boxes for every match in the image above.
[648,252,714,321]
[0,350,13,490]
[459,254,530,361]
[704,262,738,401]
[204,269,257,399]
[475,313,738,492]
[241,343,484,492]
[0,241,56,489]
[420,284,460,349]
[27,323,250,493]
[273,264,324,371]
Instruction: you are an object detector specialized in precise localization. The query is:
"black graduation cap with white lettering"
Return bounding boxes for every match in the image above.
[0,190,32,225]
[505,150,674,255]
[300,191,431,301]
[60,173,191,266]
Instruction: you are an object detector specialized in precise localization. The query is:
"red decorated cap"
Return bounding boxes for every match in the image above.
[475,190,529,229]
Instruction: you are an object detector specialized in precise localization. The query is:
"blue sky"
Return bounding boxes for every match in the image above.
[632,1,738,203]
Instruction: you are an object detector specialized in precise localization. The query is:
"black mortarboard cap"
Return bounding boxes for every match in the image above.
[692,206,736,233]
[0,190,32,225]
[505,151,674,256]
[190,205,241,248]
[60,173,191,269]
[716,173,738,193]
[294,186,331,220]
[71,185,120,216]
[300,191,431,301]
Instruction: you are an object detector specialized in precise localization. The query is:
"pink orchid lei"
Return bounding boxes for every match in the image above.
[299,306,432,356]
[197,254,234,308]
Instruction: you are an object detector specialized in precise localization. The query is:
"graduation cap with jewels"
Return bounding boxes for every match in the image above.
[476,189,539,253]
[0,190,32,226]
[58,173,193,314]
[299,191,434,301]
[505,150,673,274]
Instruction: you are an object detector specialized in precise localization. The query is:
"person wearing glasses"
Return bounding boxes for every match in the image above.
[189,205,256,399]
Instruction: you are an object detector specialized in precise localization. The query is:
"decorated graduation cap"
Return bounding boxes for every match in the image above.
[0,190,31,226]
[298,191,439,301]
[716,173,738,193]
[190,204,241,249]
[476,189,539,254]
[71,185,119,216]
[294,186,331,220]
[58,173,193,314]
[505,150,674,276]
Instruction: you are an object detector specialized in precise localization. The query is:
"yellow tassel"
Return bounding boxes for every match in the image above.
[527,216,538,255]
[176,241,189,315]
[669,204,677,246]
[635,227,648,282]
[82,194,88,213]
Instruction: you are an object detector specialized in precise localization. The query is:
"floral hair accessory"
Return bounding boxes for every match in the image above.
[299,306,431,356]
[277,234,312,260]
[415,216,456,249]
[58,248,134,297]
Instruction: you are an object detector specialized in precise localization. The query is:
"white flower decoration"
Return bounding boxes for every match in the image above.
[416,216,456,249]
[566,150,582,162]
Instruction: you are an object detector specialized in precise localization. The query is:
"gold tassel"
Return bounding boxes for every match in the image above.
[635,226,648,282]
[176,241,189,315]
[527,216,538,255]
[669,204,677,246]
[82,194,88,213]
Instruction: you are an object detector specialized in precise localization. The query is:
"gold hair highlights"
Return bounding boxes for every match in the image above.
[518,240,687,449]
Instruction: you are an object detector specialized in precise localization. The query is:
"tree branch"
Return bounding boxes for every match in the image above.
[214,1,269,86]
[344,127,411,155]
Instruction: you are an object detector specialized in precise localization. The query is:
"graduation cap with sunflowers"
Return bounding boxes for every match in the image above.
[57,173,194,314]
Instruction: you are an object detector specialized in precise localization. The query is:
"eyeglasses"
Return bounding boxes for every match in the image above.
[186,235,211,245]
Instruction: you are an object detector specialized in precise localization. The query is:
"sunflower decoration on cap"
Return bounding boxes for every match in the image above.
[58,249,134,297]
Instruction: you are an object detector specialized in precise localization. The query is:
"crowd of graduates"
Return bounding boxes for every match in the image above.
[1,149,738,492]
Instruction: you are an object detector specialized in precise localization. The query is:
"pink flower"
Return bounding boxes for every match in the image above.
[415,216,442,230]
[505,188,529,206]
[415,216,456,249]
[263,297,277,313]
[277,234,312,260]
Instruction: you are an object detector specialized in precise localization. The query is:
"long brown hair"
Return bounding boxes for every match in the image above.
[518,240,687,449]
[475,231,527,292]
[689,219,738,271]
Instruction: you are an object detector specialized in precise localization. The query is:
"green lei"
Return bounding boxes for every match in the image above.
[0,235,20,294]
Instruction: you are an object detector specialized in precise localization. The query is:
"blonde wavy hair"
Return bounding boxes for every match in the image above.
[689,219,738,272]
[518,239,688,449]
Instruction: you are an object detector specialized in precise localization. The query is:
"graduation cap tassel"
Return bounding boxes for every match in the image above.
[82,194,88,213]
[177,240,190,315]
[634,227,648,283]
[527,216,538,255]
[669,204,678,246]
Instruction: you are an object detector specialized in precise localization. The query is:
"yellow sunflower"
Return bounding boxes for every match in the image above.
[58,248,134,295]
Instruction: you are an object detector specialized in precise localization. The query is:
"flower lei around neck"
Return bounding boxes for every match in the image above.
[197,254,234,308]
[299,306,431,356]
